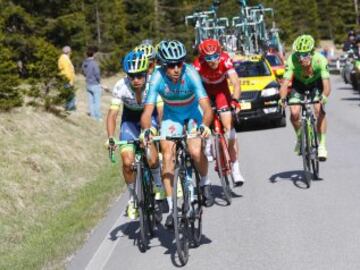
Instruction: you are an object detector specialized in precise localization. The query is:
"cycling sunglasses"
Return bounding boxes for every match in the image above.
[297,52,312,60]
[204,53,220,62]
[128,72,147,79]
[166,61,184,69]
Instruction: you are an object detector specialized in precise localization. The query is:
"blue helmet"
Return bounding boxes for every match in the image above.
[122,51,149,74]
[157,40,186,64]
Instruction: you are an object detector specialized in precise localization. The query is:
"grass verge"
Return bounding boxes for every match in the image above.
[0,163,123,270]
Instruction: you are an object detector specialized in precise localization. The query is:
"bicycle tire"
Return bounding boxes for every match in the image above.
[214,134,232,205]
[310,120,320,179]
[144,169,156,237]
[190,166,202,247]
[136,163,149,252]
[173,167,190,266]
[301,120,312,187]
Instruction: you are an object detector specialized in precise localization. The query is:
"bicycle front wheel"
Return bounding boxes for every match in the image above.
[301,121,312,187]
[136,163,150,252]
[214,134,232,205]
[310,121,320,179]
[190,165,202,247]
[173,167,189,266]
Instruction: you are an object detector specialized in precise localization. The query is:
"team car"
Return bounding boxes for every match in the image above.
[265,51,285,83]
[229,54,286,127]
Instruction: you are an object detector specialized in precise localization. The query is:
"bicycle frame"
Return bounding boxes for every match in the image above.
[110,139,156,251]
[291,90,320,186]
[212,108,233,174]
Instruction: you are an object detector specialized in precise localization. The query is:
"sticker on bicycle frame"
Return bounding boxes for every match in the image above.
[240,102,252,110]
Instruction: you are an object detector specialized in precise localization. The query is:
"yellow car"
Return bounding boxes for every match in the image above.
[229,54,286,127]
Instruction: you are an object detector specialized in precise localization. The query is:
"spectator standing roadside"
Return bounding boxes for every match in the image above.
[58,46,76,111]
[82,46,102,121]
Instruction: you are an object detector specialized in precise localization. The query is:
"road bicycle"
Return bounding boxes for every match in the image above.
[210,107,238,205]
[291,91,320,187]
[153,132,203,266]
[109,138,158,252]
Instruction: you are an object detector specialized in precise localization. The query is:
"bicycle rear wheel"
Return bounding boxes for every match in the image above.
[173,167,189,266]
[214,134,232,205]
[190,166,202,247]
[301,121,312,187]
[136,164,150,252]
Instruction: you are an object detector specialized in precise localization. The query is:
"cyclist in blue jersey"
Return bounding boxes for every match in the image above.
[141,40,214,228]
[106,51,163,220]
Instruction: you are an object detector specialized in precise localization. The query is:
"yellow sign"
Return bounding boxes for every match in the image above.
[240,102,252,110]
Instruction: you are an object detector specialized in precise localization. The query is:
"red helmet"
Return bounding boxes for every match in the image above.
[198,39,221,57]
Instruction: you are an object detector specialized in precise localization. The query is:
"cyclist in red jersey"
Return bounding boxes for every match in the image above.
[193,39,245,186]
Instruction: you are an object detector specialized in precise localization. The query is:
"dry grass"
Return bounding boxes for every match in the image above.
[0,74,125,269]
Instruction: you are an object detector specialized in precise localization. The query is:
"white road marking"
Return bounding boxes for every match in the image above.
[84,206,129,270]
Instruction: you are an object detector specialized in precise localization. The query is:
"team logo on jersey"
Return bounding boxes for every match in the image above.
[168,124,176,134]
[164,84,170,94]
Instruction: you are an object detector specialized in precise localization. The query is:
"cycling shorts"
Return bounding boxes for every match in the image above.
[160,104,203,137]
[205,84,232,110]
[119,111,158,153]
[288,78,322,104]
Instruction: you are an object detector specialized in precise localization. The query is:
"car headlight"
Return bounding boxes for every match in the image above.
[261,87,279,97]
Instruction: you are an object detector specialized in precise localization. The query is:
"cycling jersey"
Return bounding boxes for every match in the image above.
[111,76,161,122]
[111,76,159,152]
[193,52,236,109]
[145,64,208,136]
[284,52,329,103]
[283,52,330,85]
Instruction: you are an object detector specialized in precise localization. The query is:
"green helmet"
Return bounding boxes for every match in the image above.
[134,44,156,60]
[292,35,315,53]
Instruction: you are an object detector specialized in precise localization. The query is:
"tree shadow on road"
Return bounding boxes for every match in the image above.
[269,170,323,189]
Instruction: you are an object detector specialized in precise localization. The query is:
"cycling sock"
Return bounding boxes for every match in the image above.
[127,183,135,201]
[200,175,210,187]
[232,161,240,175]
[151,166,162,187]
[166,196,173,212]
[319,133,326,146]
[226,128,237,140]
[295,128,301,140]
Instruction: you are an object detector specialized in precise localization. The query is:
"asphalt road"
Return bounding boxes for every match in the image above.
[68,75,360,270]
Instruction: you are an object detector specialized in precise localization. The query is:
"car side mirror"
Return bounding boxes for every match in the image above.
[275,69,284,77]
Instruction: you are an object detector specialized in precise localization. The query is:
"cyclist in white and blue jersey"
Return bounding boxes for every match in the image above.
[140,40,214,228]
[106,51,164,220]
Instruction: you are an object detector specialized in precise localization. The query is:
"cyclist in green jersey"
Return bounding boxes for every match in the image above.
[279,35,331,161]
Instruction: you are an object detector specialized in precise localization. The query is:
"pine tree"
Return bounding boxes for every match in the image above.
[0,21,23,111]
[332,0,357,43]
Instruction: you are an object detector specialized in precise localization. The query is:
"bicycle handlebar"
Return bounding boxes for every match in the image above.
[151,133,201,142]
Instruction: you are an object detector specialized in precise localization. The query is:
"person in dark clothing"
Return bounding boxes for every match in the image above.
[82,46,102,121]
[343,31,356,52]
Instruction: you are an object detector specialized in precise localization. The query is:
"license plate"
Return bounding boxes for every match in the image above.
[240,102,252,110]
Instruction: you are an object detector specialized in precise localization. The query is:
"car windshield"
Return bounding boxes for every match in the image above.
[234,60,271,77]
[265,55,282,66]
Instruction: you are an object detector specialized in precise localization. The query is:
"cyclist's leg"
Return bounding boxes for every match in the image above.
[159,113,182,220]
[186,107,214,207]
[215,91,237,161]
[147,115,164,199]
[119,121,138,219]
[288,89,303,153]
[119,121,138,186]
[313,89,328,160]
[216,90,245,184]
